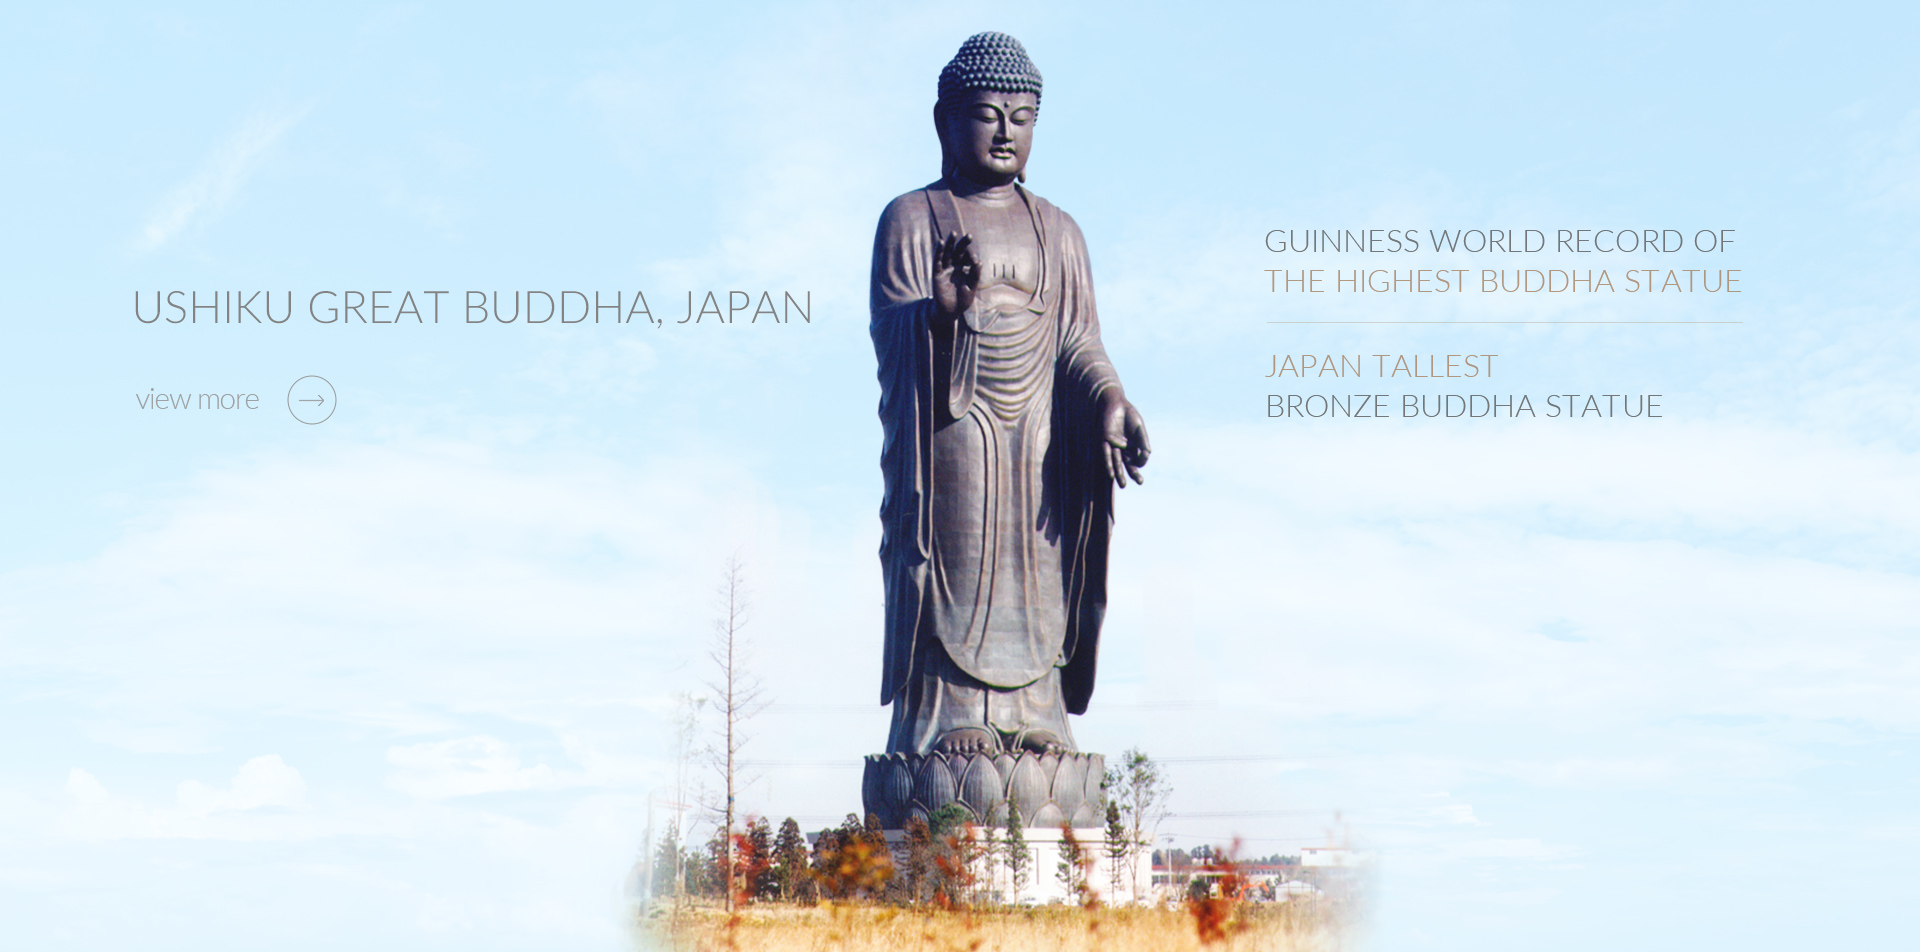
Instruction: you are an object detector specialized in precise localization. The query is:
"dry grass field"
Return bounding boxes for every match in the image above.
[638,901,1351,952]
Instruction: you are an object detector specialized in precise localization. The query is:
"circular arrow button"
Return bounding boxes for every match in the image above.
[288,376,337,424]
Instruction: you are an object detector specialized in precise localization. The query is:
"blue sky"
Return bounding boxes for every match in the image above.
[3,2,1917,949]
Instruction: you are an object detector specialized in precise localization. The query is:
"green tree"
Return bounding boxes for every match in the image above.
[810,823,847,900]
[813,813,893,901]
[740,816,775,902]
[1057,822,1087,901]
[772,817,810,902]
[929,802,970,837]
[702,825,731,898]
[903,816,932,904]
[1102,748,1171,891]
[1005,798,1029,904]
[1104,800,1129,900]
[926,803,977,908]
[651,820,683,898]
[980,812,1003,904]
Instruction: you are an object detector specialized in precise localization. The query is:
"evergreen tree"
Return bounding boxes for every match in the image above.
[813,813,893,901]
[1005,798,1029,904]
[744,816,776,902]
[651,820,683,899]
[1104,801,1129,901]
[864,813,903,904]
[773,817,809,902]
[927,803,973,907]
[928,802,970,837]
[1057,822,1086,901]
[809,826,844,899]
[703,826,731,898]
[903,816,932,905]
[981,812,1003,905]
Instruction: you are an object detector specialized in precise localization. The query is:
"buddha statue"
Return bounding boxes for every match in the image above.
[868,32,1150,769]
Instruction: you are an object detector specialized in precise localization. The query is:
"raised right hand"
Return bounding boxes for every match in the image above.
[933,232,978,318]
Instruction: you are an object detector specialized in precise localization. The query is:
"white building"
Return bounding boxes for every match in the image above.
[882,827,1153,906]
[1300,846,1362,868]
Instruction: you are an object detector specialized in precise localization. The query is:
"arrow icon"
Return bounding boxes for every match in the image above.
[288,376,337,424]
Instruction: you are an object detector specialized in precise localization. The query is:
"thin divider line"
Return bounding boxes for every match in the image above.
[1266,320,1742,324]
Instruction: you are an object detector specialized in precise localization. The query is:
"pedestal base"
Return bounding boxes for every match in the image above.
[862,750,1107,829]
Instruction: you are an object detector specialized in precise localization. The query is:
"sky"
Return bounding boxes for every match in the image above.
[2,1,1918,949]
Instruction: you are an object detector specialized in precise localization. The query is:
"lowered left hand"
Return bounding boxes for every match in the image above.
[1100,395,1151,488]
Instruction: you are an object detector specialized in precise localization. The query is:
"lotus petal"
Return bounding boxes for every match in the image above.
[959,755,1001,816]
[992,753,1018,798]
[1051,756,1084,817]
[876,757,909,821]
[1083,754,1107,809]
[914,754,958,811]
[1069,799,1101,828]
[1007,754,1049,823]
[1028,802,1066,828]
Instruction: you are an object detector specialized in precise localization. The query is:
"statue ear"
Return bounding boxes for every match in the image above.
[933,103,956,182]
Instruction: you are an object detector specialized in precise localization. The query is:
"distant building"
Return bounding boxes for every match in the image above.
[1301,847,1360,868]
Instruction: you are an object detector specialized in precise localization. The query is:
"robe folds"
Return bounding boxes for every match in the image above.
[871,180,1123,749]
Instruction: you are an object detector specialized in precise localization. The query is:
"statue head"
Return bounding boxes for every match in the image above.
[934,32,1042,186]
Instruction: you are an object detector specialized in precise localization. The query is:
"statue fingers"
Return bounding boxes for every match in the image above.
[1126,406,1153,456]
[952,235,978,282]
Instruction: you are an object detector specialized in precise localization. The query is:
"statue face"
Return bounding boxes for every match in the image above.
[939,89,1037,185]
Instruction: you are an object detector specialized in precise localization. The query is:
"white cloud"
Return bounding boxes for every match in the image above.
[1114,418,1920,735]
[177,755,307,816]
[59,757,309,839]
[64,768,108,805]
[386,736,556,799]
[134,105,305,252]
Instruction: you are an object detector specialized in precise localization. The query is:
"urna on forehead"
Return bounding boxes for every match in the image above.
[937,31,1043,106]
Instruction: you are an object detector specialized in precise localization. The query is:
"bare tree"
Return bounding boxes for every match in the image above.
[705,556,764,912]
[1104,747,1172,892]
[668,692,704,908]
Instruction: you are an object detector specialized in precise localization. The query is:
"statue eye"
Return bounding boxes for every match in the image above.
[969,107,1000,122]
[1009,108,1035,125]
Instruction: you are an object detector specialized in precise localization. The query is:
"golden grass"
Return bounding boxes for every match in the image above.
[640,901,1346,952]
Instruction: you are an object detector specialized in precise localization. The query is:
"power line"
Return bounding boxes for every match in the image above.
[741,755,1330,768]
[1167,810,1330,818]
[739,760,862,768]
[1161,755,1329,764]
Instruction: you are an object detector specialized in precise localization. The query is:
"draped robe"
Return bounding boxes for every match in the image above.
[871,180,1123,754]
